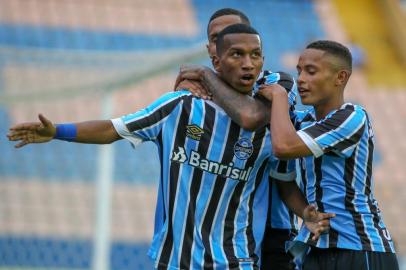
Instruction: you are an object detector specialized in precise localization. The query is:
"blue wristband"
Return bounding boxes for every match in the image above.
[54,124,77,141]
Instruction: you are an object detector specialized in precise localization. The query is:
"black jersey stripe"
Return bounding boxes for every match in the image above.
[299,159,307,200]
[306,157,323,246]
[126,96,184,132]
[289,209,296,232]
[306,157,339,247]
[344,151,372,250]
[202,121,241,270]
[326,120,365,153]
[328,225,339,248]
[158,97,192,267]
[157,131,166,223]
[314,157,323,212]
[223,128,267,268]
[304,105,355,139]
[266,177,274,228]
[364,134,392,252]
[179,101,216,269]
[245,158,268,266]
[276,160,288,174]
[276,71,295,92]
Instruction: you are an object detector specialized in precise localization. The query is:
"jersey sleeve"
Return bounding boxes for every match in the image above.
[111,91,190,147]
[253,70,297,106]
[268,157,297,182]
[297,104,367,158]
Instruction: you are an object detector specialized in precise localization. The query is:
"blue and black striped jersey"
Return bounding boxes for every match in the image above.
[255,70,299,232]
[294,103,395,253]
[112,91,296,269]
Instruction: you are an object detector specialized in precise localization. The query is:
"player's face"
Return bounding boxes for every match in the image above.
[207,15,244,59]
[296,48,340,106]
[213,33,263,94]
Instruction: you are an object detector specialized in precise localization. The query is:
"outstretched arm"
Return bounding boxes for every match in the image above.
[179,65,270,130]
[7,114,121,148]
[276,180,335,240]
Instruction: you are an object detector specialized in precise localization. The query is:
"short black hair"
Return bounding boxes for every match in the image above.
[216,23,260,56]
[207,8,250,36]
[306,40,353,71]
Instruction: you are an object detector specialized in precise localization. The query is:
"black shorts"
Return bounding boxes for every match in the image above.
[303,247,399,270]
[261,228,297,270]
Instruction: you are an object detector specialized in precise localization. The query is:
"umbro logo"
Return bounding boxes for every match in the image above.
[186,124,204,141]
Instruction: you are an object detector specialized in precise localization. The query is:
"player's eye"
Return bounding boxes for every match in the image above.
[308,70,316,75]
[252,51,261,58]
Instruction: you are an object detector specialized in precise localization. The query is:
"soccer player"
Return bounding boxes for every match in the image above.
[8,25,332,269]
[176,8,302,270]
[177,40,399,270]
[175,8,250,98]
[256,40,399,270]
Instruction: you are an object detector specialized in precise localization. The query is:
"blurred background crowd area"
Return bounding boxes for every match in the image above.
[0,0,405,269]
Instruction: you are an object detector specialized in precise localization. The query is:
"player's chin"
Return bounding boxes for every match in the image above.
[299,96,314,106]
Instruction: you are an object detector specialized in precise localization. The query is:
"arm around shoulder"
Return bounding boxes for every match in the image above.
[202,70,270,130]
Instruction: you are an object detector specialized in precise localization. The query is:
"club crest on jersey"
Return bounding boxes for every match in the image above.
[186,124,204,141]
[234,138,253,160]
[170,147,252,181]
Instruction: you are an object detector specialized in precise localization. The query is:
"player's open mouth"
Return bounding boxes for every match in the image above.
[240,74,255,84]
[298,87,310,96]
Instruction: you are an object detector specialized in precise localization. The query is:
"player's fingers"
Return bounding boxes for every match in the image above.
[38,114,52,128]
[318,220,330,227]
[15,140,29,148]
[321,213,336,219]
[7,130,31,140]
[9,123,39,131]
[311,232,321,241]
[190,85,207,98]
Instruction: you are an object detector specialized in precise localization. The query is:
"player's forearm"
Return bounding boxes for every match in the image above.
[276,180,308,219]
[72,120,121,144]
[201,70,269,130]
[270,92,299,157]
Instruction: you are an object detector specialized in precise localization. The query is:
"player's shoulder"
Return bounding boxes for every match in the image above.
[153,90,193,104]
[162,90,192,100]
[340,103,368,119]
[293,107,314,122]
[341,102,365,111]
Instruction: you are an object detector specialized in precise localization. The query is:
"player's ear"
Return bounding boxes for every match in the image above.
[212,55,221,73]
[336,69,351,86]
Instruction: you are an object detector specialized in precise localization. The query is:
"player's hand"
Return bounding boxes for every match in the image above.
[7,114,56,148]
[257,83,287,102]
[175,79,212,100]
[303,205,335,241]
[175,64,213,98]
[178,64,210,81]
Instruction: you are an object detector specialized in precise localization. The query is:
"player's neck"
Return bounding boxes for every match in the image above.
[314,97,344,120]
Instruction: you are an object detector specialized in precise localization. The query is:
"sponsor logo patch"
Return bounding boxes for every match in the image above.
[170,147,252,181]
[186,124,204,141]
